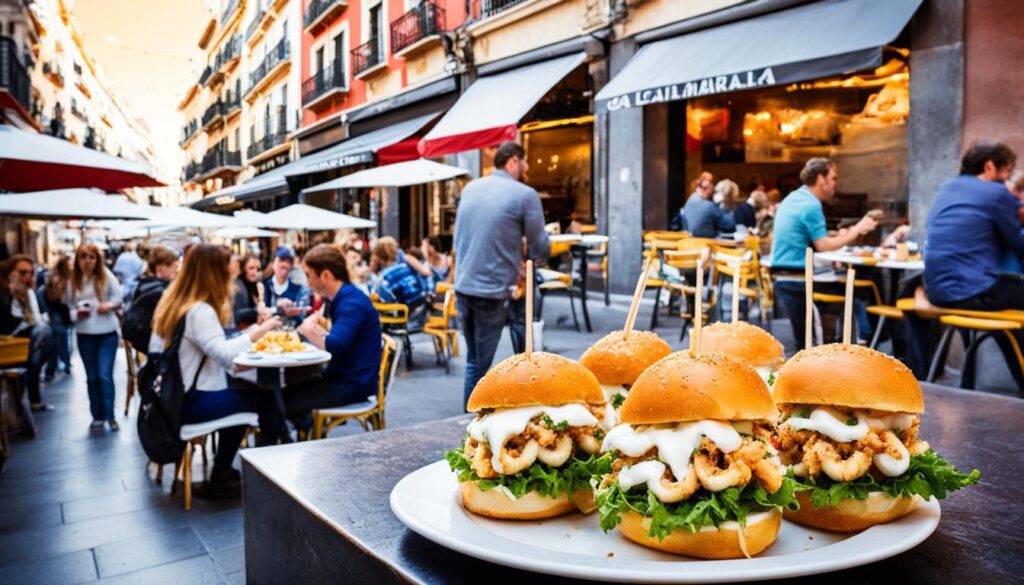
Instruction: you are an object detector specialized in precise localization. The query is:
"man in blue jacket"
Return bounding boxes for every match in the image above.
[264,246,308,324]
[291,245,382,413]
[925,142,1023,309]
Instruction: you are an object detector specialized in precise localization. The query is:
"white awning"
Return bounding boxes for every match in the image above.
[140,206,241,229]
[418,52,587,157]
[595,0,922,111]
[255,204,376,231]
[303,158,469,194]
[214,226,280,239]
[0,189,152,220]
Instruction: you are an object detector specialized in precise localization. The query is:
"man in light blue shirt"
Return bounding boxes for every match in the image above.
[454,142,549,407]
[770,158,878,346]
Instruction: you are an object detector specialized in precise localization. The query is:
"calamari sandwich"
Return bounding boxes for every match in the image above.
[774,344,979,532]
[596,351,800,558]
[446,352,612,519]
[700,321,785,386]
[579,330,672,428]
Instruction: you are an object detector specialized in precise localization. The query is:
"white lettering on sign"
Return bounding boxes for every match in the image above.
[602,67,777,112]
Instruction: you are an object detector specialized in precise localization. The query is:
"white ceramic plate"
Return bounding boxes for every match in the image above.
[390,461,940,583]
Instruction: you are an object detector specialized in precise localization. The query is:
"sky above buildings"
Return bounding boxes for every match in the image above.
[72,0,207,161]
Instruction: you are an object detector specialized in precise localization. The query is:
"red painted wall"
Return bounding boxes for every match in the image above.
[300,0,468,129]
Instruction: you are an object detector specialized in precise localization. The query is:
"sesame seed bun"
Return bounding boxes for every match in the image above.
[579,330,673,386]
[619,351,775,425]
[772,344,924,413]
[617,508,782,558]
[466,352,603,412]
[700,322,785,369]
[784,491,916,532]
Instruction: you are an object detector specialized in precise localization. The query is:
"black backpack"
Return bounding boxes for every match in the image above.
[122,279,168,352]
[136,318,206,464]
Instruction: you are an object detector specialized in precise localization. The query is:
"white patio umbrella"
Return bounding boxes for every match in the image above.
[255,204,376,231]
[0,125,163,191]
[0,189,152,220]
[140,206,241,229]
[214,226,280,239]
[302,158,469,194]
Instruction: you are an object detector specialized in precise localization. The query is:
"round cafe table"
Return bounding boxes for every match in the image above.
[234,344,331,443]
[546,234,609,332]
[815,249,923,306]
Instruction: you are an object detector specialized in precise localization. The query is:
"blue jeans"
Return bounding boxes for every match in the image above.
[46,321,72,377]
[77,332,119,421]
[182,388,277,467]
[457,293,510,410]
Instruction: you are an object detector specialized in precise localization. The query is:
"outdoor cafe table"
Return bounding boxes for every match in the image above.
[233,347,331,442]
[814,250,924,306]
[239,382,1021,584]
[547,234,609,333]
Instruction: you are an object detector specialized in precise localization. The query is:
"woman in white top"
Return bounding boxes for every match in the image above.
[64,243,123,430]
[151,244,281,499]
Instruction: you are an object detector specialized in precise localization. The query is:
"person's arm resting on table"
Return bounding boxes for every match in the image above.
[812,213,879,252]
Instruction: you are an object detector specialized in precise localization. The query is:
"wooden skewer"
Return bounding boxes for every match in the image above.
[691,249,706,353]
[623,254,655,340]
[843,266,856,345]
[525,259,534,357]
[731,261,741,325]
[804,247,814,350]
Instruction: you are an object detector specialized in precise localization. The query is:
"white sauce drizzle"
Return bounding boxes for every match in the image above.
[601,421,743,487]
[784,407,918,477]
[754,366,774,384]
[599,384,630,430]
[467,404,598,474]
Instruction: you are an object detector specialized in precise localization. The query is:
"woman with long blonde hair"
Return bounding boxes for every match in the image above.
[151,244,280,500]
[64,243,123,430]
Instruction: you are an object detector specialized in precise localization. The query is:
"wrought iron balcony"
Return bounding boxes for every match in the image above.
[201,101,224,128]
[352,37,383,77]
[302,59,346,105]
[221,0,239,24]
[184,161,201,182]
[43,61,64,88]
[181,119,200,145]
[246,8,266,42]
[223,94,241,116]
[201,149,242,174]
[0,37,31,114]
[247,130,287,160]
[198,65,213,86]
[248,38,289,94]
[392,1,445,55]
[304,0,346,32]
[474,0,529,19]
[216,35,242,70]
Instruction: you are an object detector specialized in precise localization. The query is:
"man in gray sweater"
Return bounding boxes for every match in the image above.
[453,142,549,408]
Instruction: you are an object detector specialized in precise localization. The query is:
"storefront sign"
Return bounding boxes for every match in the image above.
[301,151,375,174]
[603,67,777,111]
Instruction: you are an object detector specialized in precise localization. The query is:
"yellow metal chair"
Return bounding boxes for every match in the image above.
[712,247,760,324]
[375,302,413,370]
[311,335,401,439]
[0,336,30,469]
[423,291,458,373]
[538,267,583,331]
[663,247,716,342]
[927,314,1024,390]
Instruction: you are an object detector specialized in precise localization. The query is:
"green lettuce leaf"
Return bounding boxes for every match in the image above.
[445,448,613,499]
[596,474,803,541]
[792,449,979,508]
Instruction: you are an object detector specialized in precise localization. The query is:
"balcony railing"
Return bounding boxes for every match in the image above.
[248,38,290,93]
[392,1,445,55]
[223,94,241,116]
[246,8,266,42]
[221,0,239,24]
[43,61,64,88]
[181,119,200,145]
[201,101,224,127]
[198,65,213,86]
[352,37,382,77]
[202,149,242,174]
[216,35,242,70]
[474,0,530,19]
[184,161,201,182]
[304,0,346,31]
[0,37,31,114]
[247,130,287,160]
[302,60,346,105]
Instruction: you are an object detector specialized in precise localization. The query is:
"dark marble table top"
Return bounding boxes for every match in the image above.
[240,383,1023,584]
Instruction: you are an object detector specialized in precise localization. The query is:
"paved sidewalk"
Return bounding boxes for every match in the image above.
[0,294,1014,583]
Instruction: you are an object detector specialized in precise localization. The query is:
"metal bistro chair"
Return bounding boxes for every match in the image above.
[375,301,413,370]
[644,238,706,329]
[423,290,458,373]
[664,246,717,342]
[310,334,401,439]
[926,310,1024,391]
[712,247,760,323]
[173,413,259,512]
[0,335,31,471]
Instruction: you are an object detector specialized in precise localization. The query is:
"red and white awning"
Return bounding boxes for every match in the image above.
[418,52,586,157]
